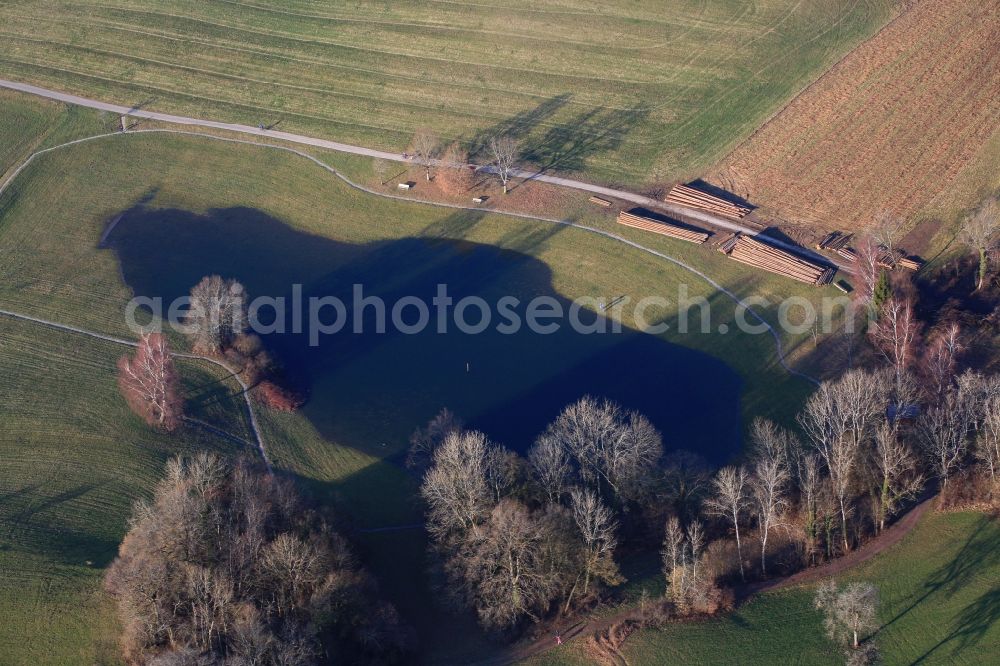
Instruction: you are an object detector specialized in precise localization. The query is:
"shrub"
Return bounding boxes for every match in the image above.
[256,380,304,411]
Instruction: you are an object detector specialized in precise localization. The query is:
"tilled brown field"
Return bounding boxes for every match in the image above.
[709,0,1000,231]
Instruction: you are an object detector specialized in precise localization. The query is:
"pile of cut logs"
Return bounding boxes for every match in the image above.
[817,231,923,271]
[665,184,752,220]
[817,231,857,261]
[720,234,834,285]
[617,209,709,244]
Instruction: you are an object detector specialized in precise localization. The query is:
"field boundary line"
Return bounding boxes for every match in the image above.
[0,126,819,385]
[0,308,271,471]
[714,0,909,161]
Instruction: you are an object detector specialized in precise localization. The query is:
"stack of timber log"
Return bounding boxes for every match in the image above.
[877,247,905,270]
[837,247,858,261]
[817,231,853,251]
[817,230,923,271]
[817,231,858,261]
[665,184,752,220]
[716,233,740,253]
[589,195,613,207]
[617,209,709,244]
[721,234,835,285]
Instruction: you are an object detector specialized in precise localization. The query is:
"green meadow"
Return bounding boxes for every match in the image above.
[0,0,894,185]
[0,92,850,661]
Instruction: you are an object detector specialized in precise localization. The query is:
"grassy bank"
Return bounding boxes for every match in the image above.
[0,105,845,660]
[529,510,1000,665]
[0,318,248,664]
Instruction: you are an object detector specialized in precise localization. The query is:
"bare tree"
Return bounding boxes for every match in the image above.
[799,370,887,551]
[959,198,999,291]
[105,453,411,663]
[852,235,882,305]
[975,395,1000,484]
[528,432,572,504]
[186,276,247,354]
[420,430,497,541]
[661,517,710,611]
[437,142,476,195]
[484,445,520,504]
[406,408,463,474]
[704,466,749,580]
[750,452,788,576]
[662,450,712,523]
[687,520,705,591]
[869,295,920,394]
[409,129,439,181]
[798,453,823,564]
[489,134,518,194]
[869,422,922,533]
[372,157,390,185]
[816,479,841,560]
[569,487,620,595]
[916,389,975,490]
[455,500,560,630]
[117,332,183,431]
[814,580,879,650]
[922,322,962,399]
[749,418,796,465]
[872,211,904,259]
[538,396,662,502]
[662,515,685,599]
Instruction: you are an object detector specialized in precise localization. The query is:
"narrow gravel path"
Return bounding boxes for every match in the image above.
[0,128,818,385]
[0,308,271,471]
[0,78,850,272]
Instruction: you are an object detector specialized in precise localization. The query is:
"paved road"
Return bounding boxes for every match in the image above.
[0,78,849,271]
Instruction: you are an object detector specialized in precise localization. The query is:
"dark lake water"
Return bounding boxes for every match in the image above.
[103,206,742,462]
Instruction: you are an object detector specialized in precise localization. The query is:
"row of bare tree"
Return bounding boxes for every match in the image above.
[375,130,518,194]
[412,356,1000,632]
[105,453,413,664]
[679,361,999,588]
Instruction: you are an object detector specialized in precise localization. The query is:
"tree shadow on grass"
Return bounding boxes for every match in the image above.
[466,94,572,158]
[911,586,1000,662]
[875,515,1000,659]
[0,481,122,567]
[520,102,651,177]
[102,205,742,462]
[466,94,651,179]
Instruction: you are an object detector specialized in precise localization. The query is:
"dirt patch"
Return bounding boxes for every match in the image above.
[898,217,944,257]
[367,162,597,221]
[709,0,1000,231]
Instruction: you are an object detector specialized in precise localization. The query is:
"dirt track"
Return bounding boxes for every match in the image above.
[485,494,936,665]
